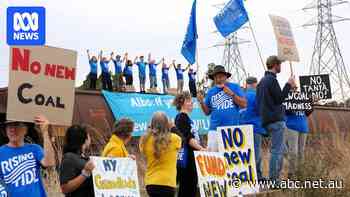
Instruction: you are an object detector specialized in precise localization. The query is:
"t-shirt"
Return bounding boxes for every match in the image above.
[148,63,157,77]
[286,112,309,133]
[205,82,244,130]
[0,181,8,197]
[0,144,46,197]
[188,71,196,82]
[240,88,266,135]
[100,60,110,74]
[140,133,181,188]
[136,62,146,77]
[89,60,97,74]
[175,68,185,80]
[101,135,129,157]
[123,64,133,76]
[112,60,123,74]
[162,67,169,80]
[59,152,94,197]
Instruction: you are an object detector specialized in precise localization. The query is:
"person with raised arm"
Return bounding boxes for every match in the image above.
[134,55,147,93]
[99,50,113,91]
[111,53,124,91]
[86,49,98,90]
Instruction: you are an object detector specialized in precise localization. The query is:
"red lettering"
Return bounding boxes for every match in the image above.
[45,64,56,77]
[56,65,65,79]
[65,67,75,80]
[12,48,30,71]
[30,61,41,75]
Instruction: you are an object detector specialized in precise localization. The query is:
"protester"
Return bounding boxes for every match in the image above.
[86,50,98,90]
[0,116,56,197]
[256,55,297,181]
[148,53,158,90]
[173,91,206,197]
[240,76,267,181]
[102,118,134,158]
[112,53,125,91]
[188,67,197,97]
[60,125,95,197]
[123,58,134,88]
[134,56,147,93]
[285,106,313,178]
[139,112,181,197]
[173,62,188,94]
[99,50,113,91]
[161,58,170,94]
[197,65,246,151]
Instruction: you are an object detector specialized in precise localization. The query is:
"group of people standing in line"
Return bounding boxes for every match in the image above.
[87,50,198,97]
[0,55,313,197]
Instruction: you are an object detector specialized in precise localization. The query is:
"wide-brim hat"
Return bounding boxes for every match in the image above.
[208,65,231,80]
[1,120,33,127]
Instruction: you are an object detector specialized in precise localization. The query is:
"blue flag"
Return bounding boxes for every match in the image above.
[181,0,198,65]
[214,0,249,37]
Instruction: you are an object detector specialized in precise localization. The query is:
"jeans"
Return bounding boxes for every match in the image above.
[254,133,263,180]
[139,75,146,92]
[150,75,157,89]
[266,121,286,181]
[162,78,170,94]
[102,72,113,91]
[177,79,184,93]
[189,80,197,97]
[285,129,308,177]
[88,72,97,90]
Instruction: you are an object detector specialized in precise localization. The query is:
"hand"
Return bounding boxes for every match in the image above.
[111,52,114,56]
[83,160,95,174]
[200,147,207,151]
[168,121,175,129]
[128,154,136,160]
[223,85,235,97]
[124,52,128,57]
[197,91,204,103]
[34,115,49,133]
[86,49,89,53]
[172,60,176,64]
[288,76,297,88]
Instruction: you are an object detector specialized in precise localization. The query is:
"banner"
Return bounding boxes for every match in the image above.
[214,0,249,38]
[91,157,140,197]
[102,91,210,136]
[7,46,77,125]
[283,91,312,112]
[217,125,259,195]
[181,0,198,65]
[269,15,300,62]
[299,74,332,100]
[194,151,231,197]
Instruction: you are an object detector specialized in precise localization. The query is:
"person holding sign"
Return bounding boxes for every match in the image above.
[86,49,98,90]
[102,118,135,158]
[0,116,56,197]
[99,50,113,91]
[173,91,206,197]
[256,56,297,181]
[139,112,181,197]
[197,65,247,152]
[60,125,95,197]
[240,77,267,181]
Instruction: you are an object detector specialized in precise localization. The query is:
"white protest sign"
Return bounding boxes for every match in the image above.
[91,157,140,197]
[217,125,259,196]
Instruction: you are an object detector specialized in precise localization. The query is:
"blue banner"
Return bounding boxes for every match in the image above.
[102,91,210,136]
[213,0,249,37]
[181,0,198,65]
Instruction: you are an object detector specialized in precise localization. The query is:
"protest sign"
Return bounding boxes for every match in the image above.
[7,46,77,125]
[300,74,332,100]
[102,91,209,136]
[217,125,259,196]
[91,157,140,197]
[194,151,230,197]
[283,91,312,112]
[269,15,300,62]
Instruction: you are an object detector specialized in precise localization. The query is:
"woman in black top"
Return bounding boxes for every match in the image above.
[60,125,95,197]
[173,91,206,197]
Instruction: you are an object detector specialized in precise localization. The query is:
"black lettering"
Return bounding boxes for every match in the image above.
[17,83,33,104]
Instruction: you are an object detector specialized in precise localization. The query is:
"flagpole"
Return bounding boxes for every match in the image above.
[248,20,266,71]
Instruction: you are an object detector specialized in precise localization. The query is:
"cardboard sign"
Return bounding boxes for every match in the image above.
[269,15,300,62]
[217,125,259,196]
[283,91,312,112]
[299,74,332,100]
[7,46,77,125]
[194,151,230,197]
[91,157,141,197]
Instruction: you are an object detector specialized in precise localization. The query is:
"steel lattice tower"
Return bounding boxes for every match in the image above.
[303,0,350,103]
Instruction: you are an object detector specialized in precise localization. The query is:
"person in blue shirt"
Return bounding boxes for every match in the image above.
[240,76,267,181]
[148,53,158,90]
[285,105,312,178]
[112,53,125,92]
[188,66,197,97]
[99,50,113,91]
[0,116,55,197]
[161,58,170,94]
[173,62,188,94]
[197,65,247,151]
[86,50,98,90]
[134,55,147,93]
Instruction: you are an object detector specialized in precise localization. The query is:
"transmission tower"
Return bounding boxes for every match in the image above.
[303,0,350,103]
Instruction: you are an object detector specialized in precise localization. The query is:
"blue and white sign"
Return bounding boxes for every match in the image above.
[7,7,46,45]
[102,91,210,136]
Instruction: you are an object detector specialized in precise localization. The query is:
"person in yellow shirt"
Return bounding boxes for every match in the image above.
[139,112,181,197]
[102,118,134,158]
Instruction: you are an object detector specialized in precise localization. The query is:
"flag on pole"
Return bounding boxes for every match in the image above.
[214,0,249,37]
[181,0,198,65]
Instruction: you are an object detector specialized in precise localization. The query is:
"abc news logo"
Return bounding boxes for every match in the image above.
[7,7,46,45]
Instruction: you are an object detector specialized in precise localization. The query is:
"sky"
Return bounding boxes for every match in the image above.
[1,0,350,92]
